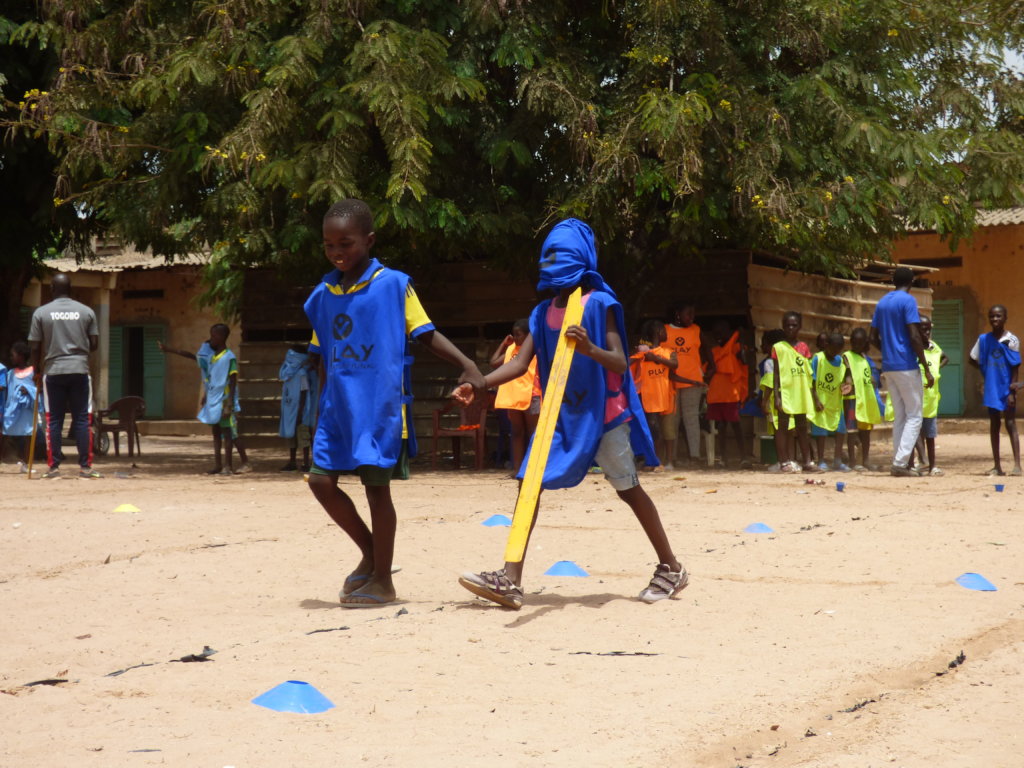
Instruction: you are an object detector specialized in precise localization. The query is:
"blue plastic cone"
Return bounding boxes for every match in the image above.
[955,573,997,592]
[252,681,335,713]
[744,522,774,534]
[481,514,512,527]
[544,560,589,577]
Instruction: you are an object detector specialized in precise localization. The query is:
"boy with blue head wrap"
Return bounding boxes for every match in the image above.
[455,219,688,610]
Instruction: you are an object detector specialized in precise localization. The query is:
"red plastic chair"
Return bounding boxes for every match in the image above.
[431,398,488,470]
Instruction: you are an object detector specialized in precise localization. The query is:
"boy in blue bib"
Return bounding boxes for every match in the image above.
[454,219,687,610]
[196,324,240,474]
[305,199,485,608]
[969,304,1022,476]
[159,329,251,472]
[278,345,316,472]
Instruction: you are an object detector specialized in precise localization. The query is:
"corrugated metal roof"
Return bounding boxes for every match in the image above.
[975,207,1024,227]
[44,241,209,273]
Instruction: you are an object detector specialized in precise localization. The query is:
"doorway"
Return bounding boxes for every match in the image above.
[108,324,166,418]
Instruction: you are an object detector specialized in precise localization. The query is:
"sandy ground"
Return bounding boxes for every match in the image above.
[1,427,1022,768]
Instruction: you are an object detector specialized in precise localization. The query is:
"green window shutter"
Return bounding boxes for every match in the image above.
[108,325,124,402]
[931,300,963,416]
[142,325,166,418]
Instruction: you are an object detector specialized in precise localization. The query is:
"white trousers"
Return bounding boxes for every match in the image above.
[886,369,924,468]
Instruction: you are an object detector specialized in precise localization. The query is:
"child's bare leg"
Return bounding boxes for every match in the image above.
[308,473,376,585]
[713,421,725,462]
[508,409,527,472]
[795,416,812,467]
[1005,410,1021,473]
[731,421,745,464]
[926,437,937,470]
[664,438,677,468]
[302,446,310,469]
[234,436,249,465]
[281,437,298,471]
[989,409,1003,473]
[776,413,791,465]
[341,485,398,604]
[815,435,826,466]
[617,485,681,571]
[859,430,871,468]
[833,434,843,467]
[208,426,223,473]
[222,429,235,473]
[524,410,539,442]
[912,435,926,468]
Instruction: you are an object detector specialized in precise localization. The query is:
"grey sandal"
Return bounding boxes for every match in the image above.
[458,569,524,610]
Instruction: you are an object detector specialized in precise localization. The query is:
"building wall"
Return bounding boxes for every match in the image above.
[894,223,1024,414]
[109,267,239,420]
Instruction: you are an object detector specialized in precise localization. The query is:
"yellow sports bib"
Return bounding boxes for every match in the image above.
[809,352,847,432]
[921,342,943,419]
[844,352,881,424]
[773,341,814,417]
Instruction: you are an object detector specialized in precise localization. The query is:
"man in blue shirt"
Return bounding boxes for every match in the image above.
[870,267,935,477]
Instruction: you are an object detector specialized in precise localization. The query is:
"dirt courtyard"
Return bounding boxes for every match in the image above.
[2,427,1022,767]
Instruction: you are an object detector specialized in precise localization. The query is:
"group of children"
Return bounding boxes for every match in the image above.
[160,327,322,474]
[756,311,949,475]
[628,317,751,471]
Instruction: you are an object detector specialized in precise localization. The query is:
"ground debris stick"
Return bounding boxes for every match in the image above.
[105,662,157,678]
[504,287,582,564]
[306,626,350,635]
[569,651,660,657]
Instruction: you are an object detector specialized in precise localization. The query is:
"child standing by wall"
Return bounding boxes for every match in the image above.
[197,324,240,475]
[630,318,677,471]
[665,302,715,467]
[843,328,882,471]
[490,319,540,475]
[305,199,485,608]
[456,219,686,610]
[707,320,748,468]
[279,345,316,472]
[914,316,948,475]
[159,331,252,472]
[772,311,817,473]
[969,305,1022,476]
[810,332,851,472]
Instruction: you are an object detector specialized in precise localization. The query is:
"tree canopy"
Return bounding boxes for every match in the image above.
[5,0,1024,315]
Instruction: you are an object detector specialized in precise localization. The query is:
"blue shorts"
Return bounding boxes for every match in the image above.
[810,422,846,438]
[920,417,937,439]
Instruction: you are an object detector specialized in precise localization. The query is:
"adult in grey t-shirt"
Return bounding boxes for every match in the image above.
[28,273,101,477]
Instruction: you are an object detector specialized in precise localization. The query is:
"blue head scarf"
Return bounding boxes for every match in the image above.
[536,218,617,299]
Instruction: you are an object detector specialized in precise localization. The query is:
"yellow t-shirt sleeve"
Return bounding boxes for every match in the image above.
[405,285,433,336]
[310,330,320,351]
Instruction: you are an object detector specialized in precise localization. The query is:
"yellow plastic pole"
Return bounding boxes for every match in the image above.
[26,385,41,480]
[504,287,583,563]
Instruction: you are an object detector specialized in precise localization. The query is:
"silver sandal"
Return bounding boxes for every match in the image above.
[639,563,689,603]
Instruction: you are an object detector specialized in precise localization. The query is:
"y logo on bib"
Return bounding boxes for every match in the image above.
[332,313,354,340]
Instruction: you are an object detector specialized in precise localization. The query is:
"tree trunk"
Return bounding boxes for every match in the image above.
[0,262,34,355]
